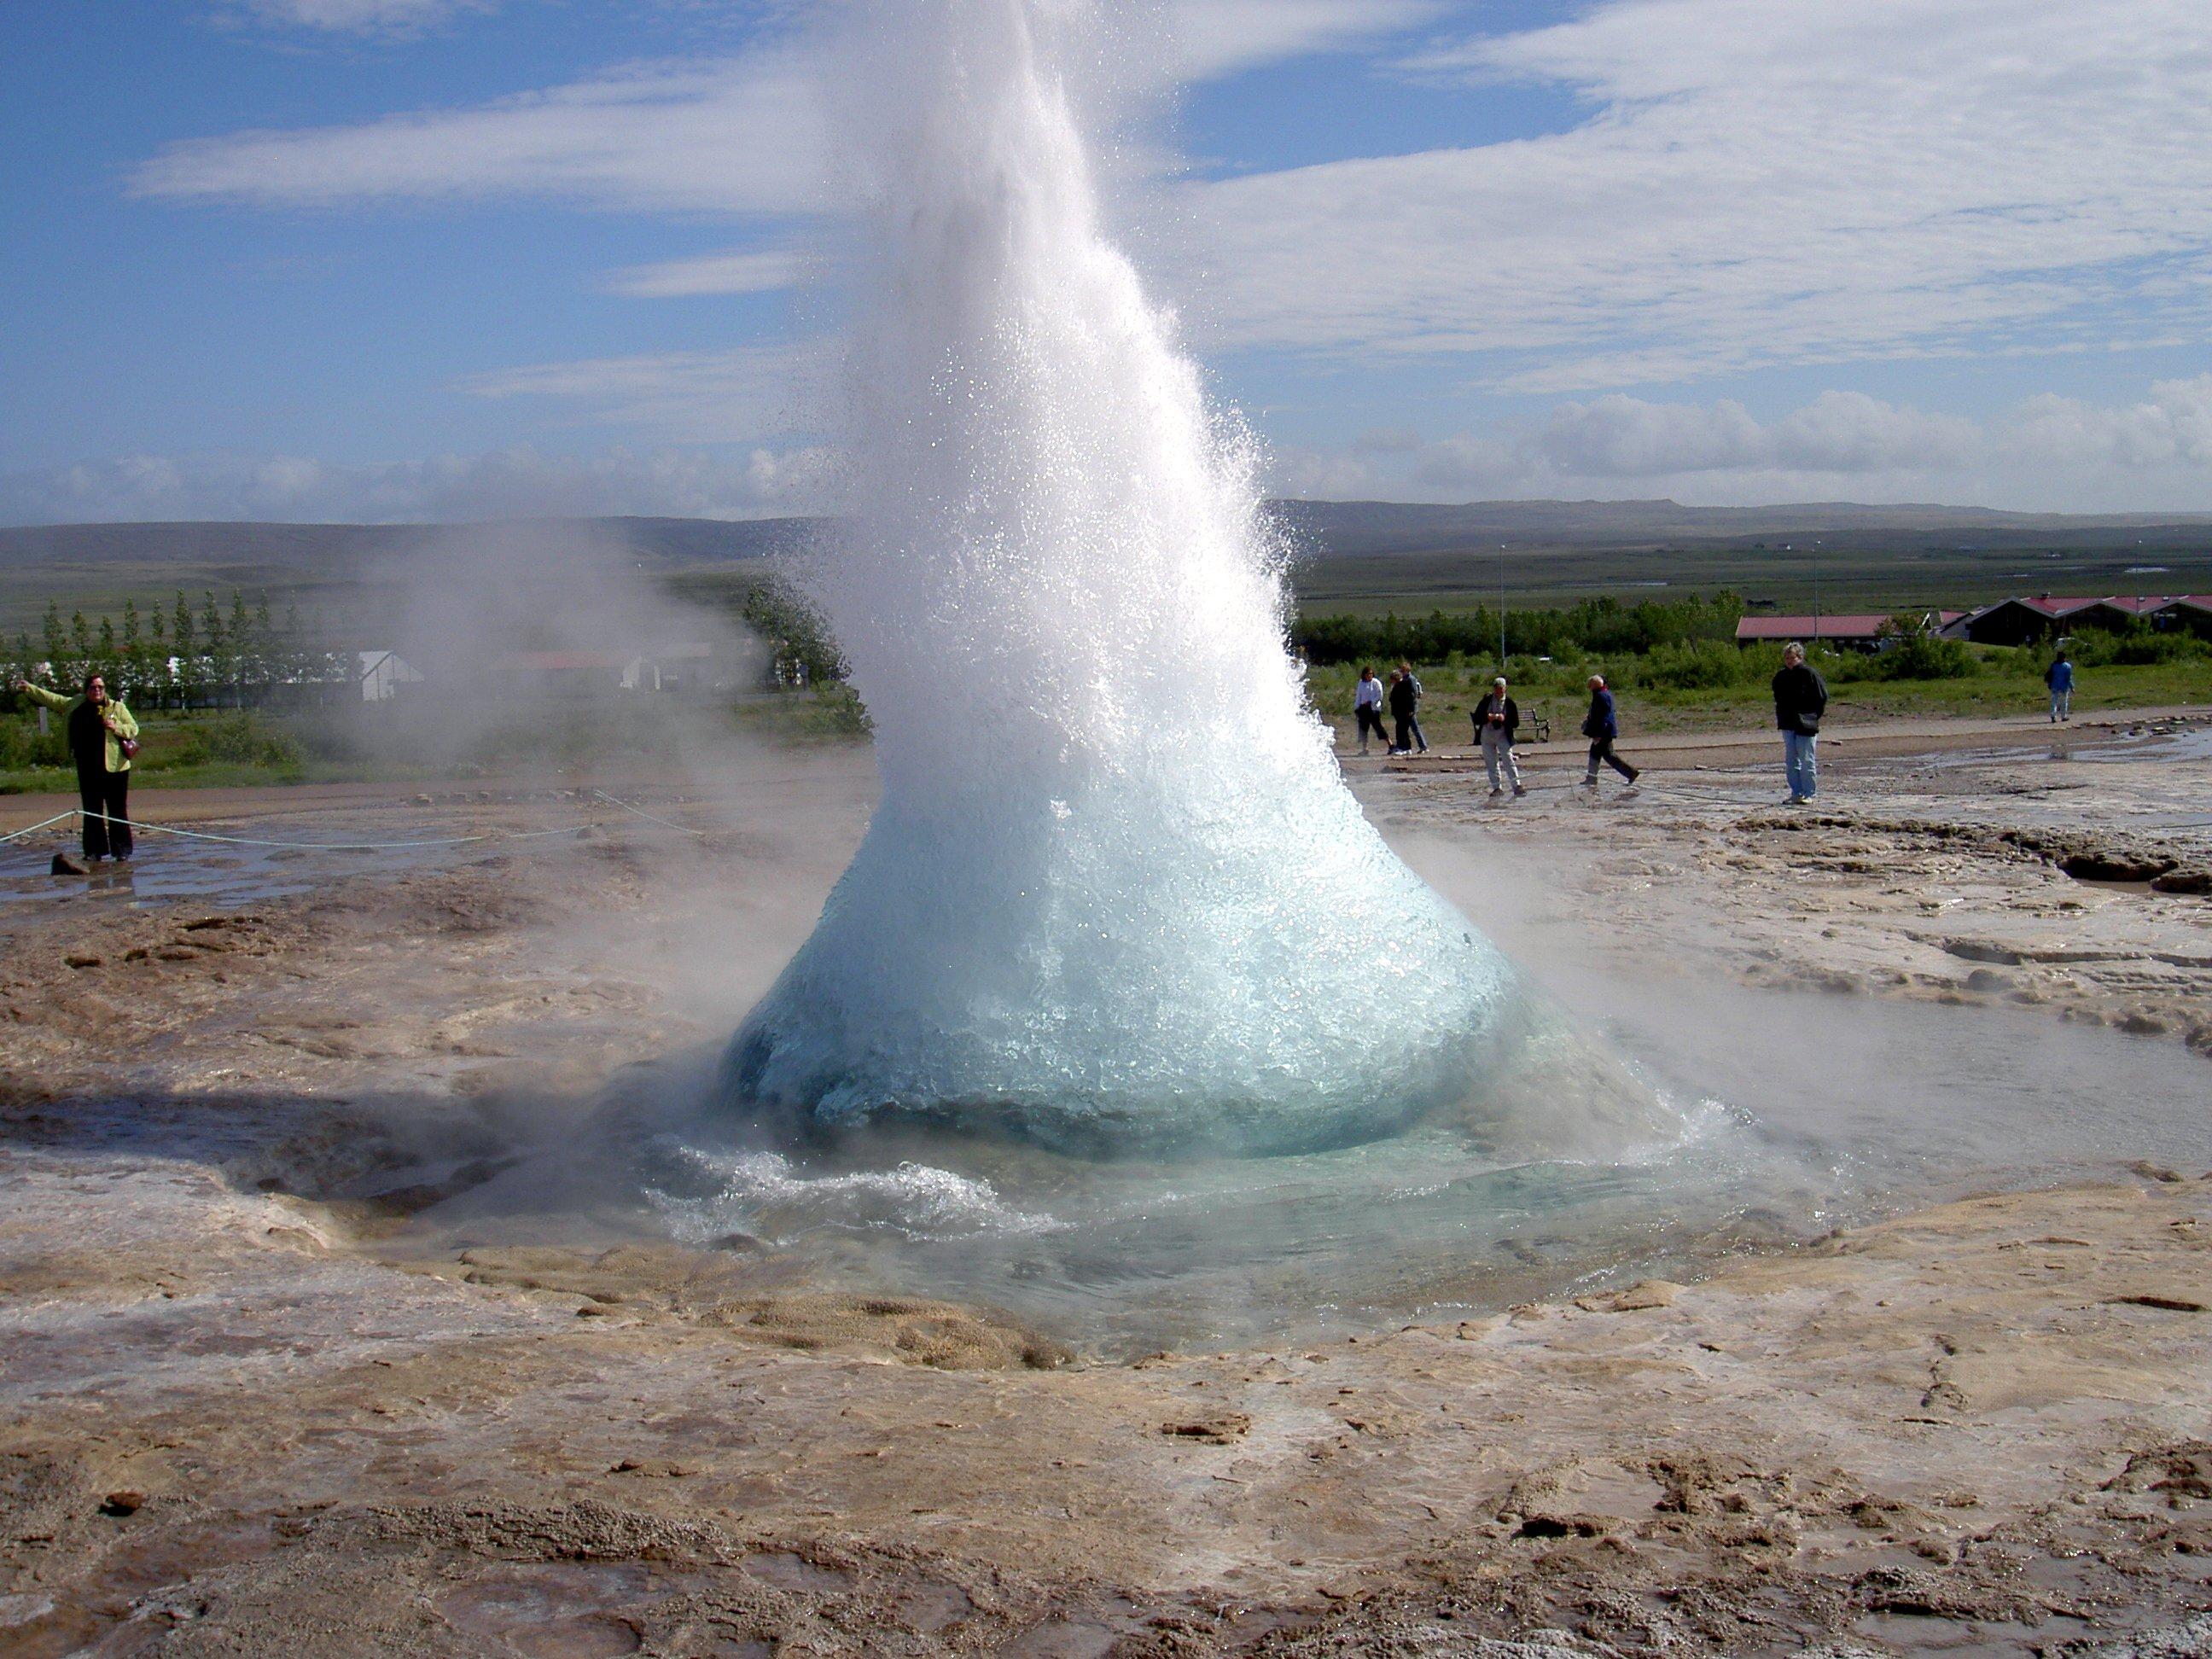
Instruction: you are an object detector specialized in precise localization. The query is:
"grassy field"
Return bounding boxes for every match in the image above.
[1302,652,2212,742]
[0,690,867,796]
[9,516,2209,791]
[1290,542,2212,618]
[10,521,2209,639]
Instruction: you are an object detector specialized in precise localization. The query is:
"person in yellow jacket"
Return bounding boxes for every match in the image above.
[15,672,138,861]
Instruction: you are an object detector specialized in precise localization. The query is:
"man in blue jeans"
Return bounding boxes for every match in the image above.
[1771,642,1828,805]
[2045,652,2074,723]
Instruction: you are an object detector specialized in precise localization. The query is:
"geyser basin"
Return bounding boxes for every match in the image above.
[721,0,1595,1159]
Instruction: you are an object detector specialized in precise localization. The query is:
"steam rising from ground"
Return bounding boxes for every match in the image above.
[722,0,1551,1157]
[341,521,763,783]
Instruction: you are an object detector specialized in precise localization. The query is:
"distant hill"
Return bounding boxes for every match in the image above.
[0,516,813,635]
[0,515,810,574]
[1269,498,2212,556]
[4,504,2210,632]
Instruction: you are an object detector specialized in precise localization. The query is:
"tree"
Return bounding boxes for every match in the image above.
[201,592,228,705]
[147,607,169,711]
[172,592,195,709]
[69,610,91,662]
[41,602,66,678]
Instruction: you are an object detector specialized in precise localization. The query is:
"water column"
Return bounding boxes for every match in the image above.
[723,0,1517,1156]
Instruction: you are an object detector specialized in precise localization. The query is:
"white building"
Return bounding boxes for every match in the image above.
[358,650,423,702]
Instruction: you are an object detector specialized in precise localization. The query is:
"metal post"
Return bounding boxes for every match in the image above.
[1813,542,1823,644]
[1498,544,1507,669]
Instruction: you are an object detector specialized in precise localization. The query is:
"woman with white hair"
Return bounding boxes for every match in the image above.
[1472,676,1525,799]
[1771,642,1829,805]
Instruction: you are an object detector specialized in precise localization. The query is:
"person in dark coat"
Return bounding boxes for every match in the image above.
[17,672,138,860]
[1580,674,1639,790]
[1472,676,1525,798]
[1387,662,1427,755]
[1771,641,1829,804]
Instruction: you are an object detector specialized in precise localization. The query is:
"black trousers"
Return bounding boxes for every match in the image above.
[1393,713,1426,753]
[1586,737,1638,782]
[78,768,131,859]
[1355,706,1389,746]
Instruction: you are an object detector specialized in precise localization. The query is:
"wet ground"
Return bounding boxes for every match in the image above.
[2,719,2209,1654]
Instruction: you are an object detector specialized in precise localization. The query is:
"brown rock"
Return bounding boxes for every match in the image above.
[2107,1292,2210,1313]
[1575,1279,1682,1313]
[1161,1413,1251,1444]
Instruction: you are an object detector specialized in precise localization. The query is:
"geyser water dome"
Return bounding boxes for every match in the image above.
[725,0,1602,1158]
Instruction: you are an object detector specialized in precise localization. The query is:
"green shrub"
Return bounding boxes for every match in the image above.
[0,717,67,771]
[1640,639,1751,691]
[149,713,304,771]
[1879,634,1977,680]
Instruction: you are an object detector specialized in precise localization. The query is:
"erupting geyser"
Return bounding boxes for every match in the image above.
[724,0,1522,1157]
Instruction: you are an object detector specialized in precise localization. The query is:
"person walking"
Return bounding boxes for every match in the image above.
[1771,641,1829,805]
[1472,676,1525,798]
[1580,674,1639,791]
[16,672,138,861]
[1387,661,1427,756]
[1352,666,1390,755]
[2045,652,2075,723]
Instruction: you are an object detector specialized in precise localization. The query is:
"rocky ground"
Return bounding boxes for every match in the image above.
[1,718,2209,1656]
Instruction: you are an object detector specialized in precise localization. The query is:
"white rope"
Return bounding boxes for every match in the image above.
[9,808,600,853]
[0,811,81,845]
[590,789,708,837]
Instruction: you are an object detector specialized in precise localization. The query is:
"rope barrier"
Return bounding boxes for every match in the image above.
[590,789,708,837]
[0,811,82,845]
[2,792,707,855]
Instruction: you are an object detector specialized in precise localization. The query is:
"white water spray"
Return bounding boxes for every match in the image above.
[725,0,1521,1157]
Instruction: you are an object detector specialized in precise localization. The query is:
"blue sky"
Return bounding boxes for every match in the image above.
[4,0,2211,523]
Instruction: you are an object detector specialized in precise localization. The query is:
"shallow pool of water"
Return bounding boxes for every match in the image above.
[0,825,471,910]
[620,969,2211,1357]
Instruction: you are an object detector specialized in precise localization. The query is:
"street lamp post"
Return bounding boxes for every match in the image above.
[1813,541,1824,644]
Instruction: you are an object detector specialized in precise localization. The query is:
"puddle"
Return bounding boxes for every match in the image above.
[434,1564,654,1657]
[740,1551,853,1596]
[1,824,478,910]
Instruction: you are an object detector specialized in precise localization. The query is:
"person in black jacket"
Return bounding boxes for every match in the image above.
[1472,676,1525,798]
[1772,642,1829,804]
[17,672,138,860]
[1387,662,1427,755]
[1580,675,1639,790]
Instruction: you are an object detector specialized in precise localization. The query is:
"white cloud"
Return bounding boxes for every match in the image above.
[1171,0,1451,82]
[135,1,1442,214]
[604,246,807,298]
[132,55,826,214]
[2004,375,2212,469]
[1189,0,2212,383]
[1275,379,2212,509]
[455,341,824,439]
[218,0,490,36]
[0,445,835,526]
[1527,391,1980,478]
